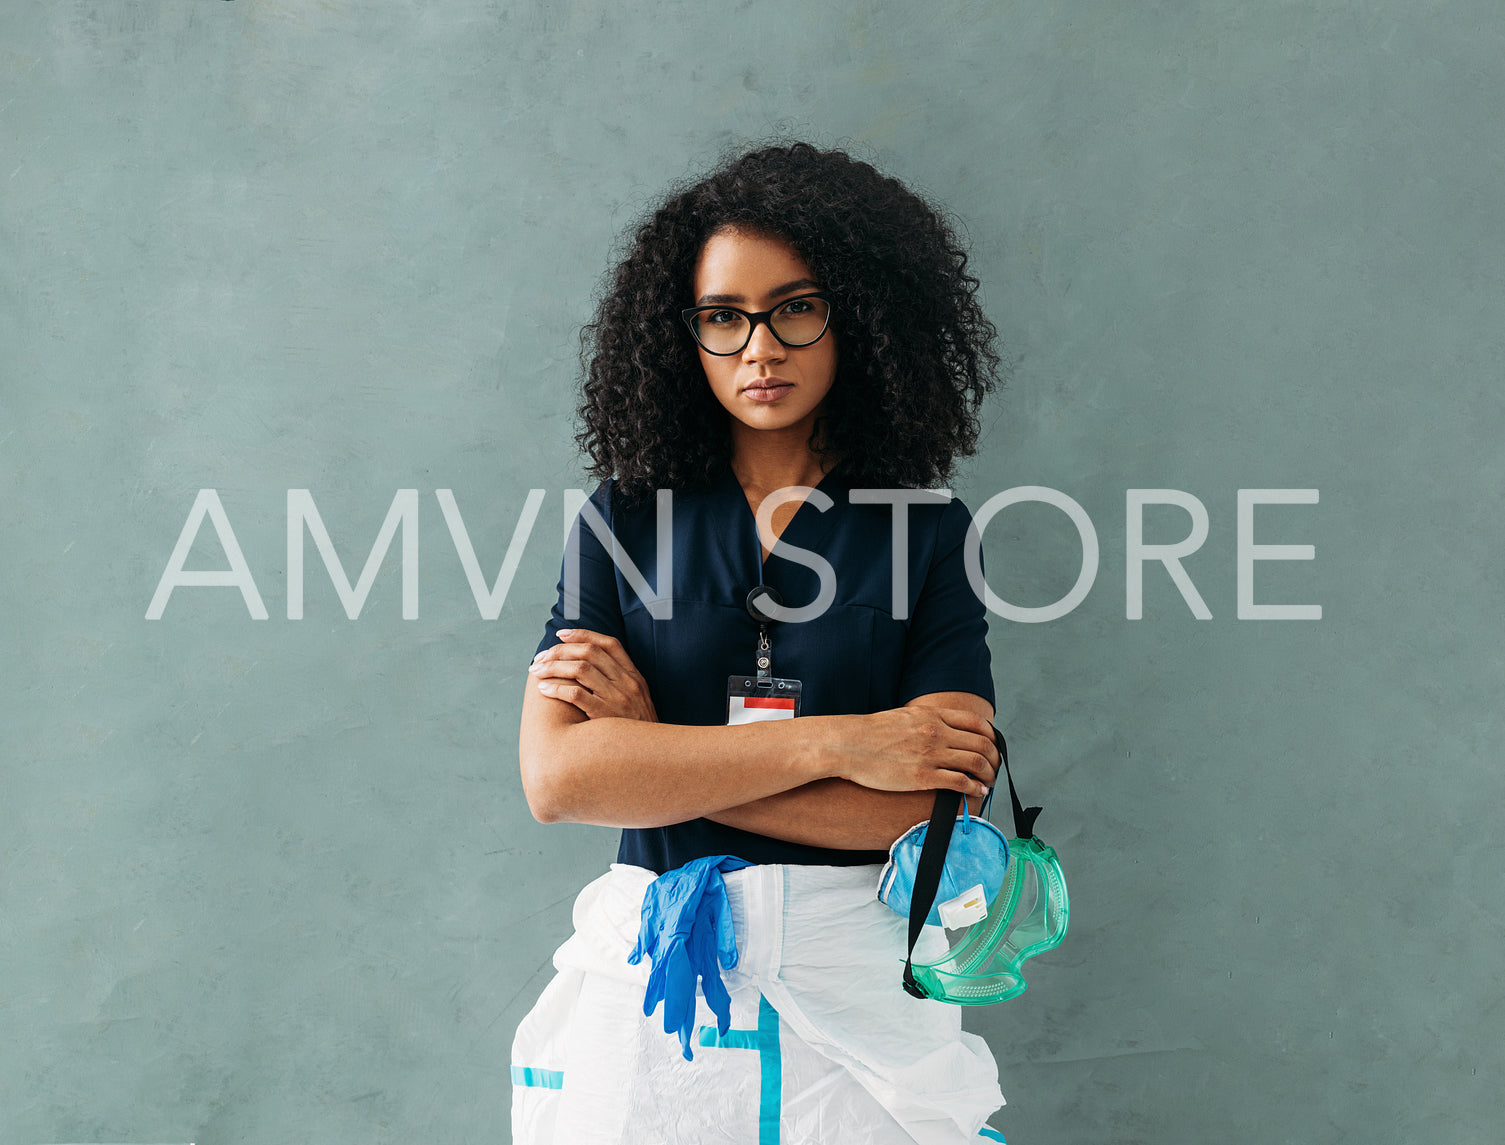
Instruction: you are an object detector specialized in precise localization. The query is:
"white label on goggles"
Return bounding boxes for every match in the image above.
[938,883,989,929]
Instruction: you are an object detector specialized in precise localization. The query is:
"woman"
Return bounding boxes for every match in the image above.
[515,141,1009,1144]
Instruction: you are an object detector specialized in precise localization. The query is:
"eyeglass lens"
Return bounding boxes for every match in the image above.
[690,296,831,354]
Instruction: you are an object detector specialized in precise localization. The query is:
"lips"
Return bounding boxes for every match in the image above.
[743,377,793,395]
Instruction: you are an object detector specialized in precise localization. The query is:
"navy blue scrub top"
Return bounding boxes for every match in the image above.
[534,459,996,875]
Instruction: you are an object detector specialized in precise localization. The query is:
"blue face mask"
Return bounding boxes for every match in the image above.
[878,797,1011,928]
[876,724,1069,1006]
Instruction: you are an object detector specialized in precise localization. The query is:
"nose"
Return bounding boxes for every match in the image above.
[742,317,786,362]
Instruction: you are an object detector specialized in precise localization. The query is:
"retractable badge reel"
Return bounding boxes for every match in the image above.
[725,585,804,724]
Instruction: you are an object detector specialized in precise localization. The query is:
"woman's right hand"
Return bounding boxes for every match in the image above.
[818,707,1000,798]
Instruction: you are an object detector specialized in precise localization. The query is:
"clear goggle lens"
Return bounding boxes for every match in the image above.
[909,835,1069,1006]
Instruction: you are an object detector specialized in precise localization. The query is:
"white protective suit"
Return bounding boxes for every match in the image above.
[511,861,1007,1144]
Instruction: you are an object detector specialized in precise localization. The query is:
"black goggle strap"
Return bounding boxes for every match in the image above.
[993,723,1042,842]
[901,723,1044,999]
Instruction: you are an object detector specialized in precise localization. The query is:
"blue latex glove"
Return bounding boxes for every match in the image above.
[627,854,752,1061]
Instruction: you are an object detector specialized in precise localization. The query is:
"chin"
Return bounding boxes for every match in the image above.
[738,412,814,433]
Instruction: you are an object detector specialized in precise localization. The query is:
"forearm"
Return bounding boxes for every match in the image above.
[520,705,835,829]
[705,780,985,851]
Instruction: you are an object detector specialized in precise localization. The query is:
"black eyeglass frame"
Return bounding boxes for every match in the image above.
[680,291,834,356]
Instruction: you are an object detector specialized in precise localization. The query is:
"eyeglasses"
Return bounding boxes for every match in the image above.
[681,291,833,356]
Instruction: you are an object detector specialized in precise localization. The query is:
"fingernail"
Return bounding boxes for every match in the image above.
[557,628,574,637]
[537,680,553,692]
[528,663,541,674]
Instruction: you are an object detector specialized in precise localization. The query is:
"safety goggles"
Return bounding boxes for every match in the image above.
[880,724,1069,1006]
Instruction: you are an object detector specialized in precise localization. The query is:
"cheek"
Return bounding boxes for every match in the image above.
[818,335,838,380]
[818,344,840,390]
[700,358,736,401]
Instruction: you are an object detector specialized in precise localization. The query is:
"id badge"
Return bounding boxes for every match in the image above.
[726,675,803,724]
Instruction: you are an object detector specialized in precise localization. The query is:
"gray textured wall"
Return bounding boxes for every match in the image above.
[2,2,1499,1143]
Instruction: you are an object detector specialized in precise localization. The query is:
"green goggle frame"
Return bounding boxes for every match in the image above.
[899,724,1069,1006]
[904,833,1068,1005]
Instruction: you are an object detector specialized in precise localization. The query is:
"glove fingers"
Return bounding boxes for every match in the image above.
[712,898,740,970]
[687,909,733,1034]
[701,971,731,1033]
[662,943,695,1036]
[642,959,664,1001]
[631,856,753,1062]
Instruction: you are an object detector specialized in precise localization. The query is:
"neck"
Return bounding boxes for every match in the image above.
[728,433,841,495]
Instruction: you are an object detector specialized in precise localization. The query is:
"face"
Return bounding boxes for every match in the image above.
[689,227,839,450]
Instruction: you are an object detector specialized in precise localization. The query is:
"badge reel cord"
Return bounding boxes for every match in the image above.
[747,584,786,694]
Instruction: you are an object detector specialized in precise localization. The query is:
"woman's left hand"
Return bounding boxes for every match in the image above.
[528,629,659,722]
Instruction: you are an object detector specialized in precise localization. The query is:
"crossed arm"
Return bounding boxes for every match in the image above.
[519,630,996,851]
[698,691,994,849]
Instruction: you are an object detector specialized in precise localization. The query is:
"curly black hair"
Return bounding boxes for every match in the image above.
[574,140,1005,503]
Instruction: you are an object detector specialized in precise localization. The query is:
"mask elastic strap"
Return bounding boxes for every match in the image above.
[900,723,1043,999]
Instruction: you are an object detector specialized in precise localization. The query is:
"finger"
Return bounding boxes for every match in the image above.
[534,646,638,700]
[542,629,618,658]
[936,768,991,799]
[979,721,1003,767]
[936,734,996,784]
[531,657,616,699]
[561,645,654,713]
[537,661,656,722]
[936,751,992,787]
[941,722,1000,774]
[553,628,647,683]
[935,707,1000,752]
[543,661,649,723]
[536,632,635,686]
[964,749,998,785]
[535,679,608,718]
[532,638,610,671]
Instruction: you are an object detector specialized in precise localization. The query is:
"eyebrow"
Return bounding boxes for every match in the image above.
[694,277,822,306]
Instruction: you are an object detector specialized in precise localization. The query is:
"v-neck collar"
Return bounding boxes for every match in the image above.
[711,458,850,582]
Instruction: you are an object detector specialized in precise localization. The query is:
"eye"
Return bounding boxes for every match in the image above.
[704,309,740,325]
[778,298,814,315]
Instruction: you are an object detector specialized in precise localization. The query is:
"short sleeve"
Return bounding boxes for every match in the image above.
[534,479,629,658]
[894,495,996,709]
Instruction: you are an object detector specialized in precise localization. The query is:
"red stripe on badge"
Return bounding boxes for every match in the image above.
[742,696,797,709]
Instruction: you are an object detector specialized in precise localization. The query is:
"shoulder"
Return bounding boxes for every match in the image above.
[578,476,665,518]
[935,492,979,551]
[841,484,977,549]
[589,477,615,513]
[563,478,619,539]
[577,475,720,539]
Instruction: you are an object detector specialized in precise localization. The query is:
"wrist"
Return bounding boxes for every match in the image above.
[795,714,847,783]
